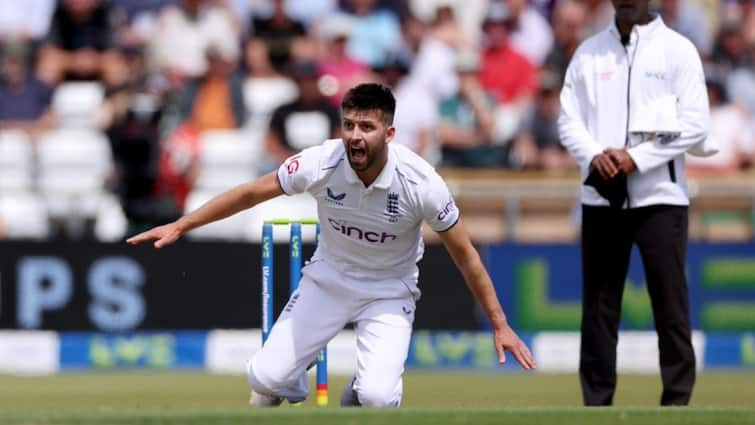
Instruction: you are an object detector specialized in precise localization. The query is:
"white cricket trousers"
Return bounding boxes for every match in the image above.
[247,259,416,407]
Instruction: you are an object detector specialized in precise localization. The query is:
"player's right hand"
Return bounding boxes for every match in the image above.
[126,222,183,249]
[493,324,536,370]
[591,151,619,180]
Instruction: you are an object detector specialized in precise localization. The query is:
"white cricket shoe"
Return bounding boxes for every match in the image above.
[249,390,283,407]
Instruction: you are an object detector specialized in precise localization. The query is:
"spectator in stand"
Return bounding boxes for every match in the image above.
[246,38,279,80]
[251,0,308,72]
[394,13,425,66]
[711,14,755,132]
[149,0,239,85]
[406,0,491,47]
[316,15,371,106]
[659,0,713,57]
[531,0,557,18]
[505,0,554,65]
[686,79,753,175]
[372,15,431,158]
[511,70,576,170]
[391,5,465,163]
[478,2,537,143]
[543,0,587,83]
[372,54,410,90]
[109,0,177,48]
[264,61,341,166]
[740,0,754,20]
[479,2,536,104]
[282,0,338,26]
[738,1,755,117]
[179,46,246,133]
[151,44,246,212]
[103,46,178,234]
[337,0,403,67]
[37,0,126,88]
[709,18,752,76]
[0,40,55,135]
[347,0,405,17]
[243,38,301,128]
[437,49,506,168]
[740,0,755,45]
[153,122,201,215]
[0,0,55,42]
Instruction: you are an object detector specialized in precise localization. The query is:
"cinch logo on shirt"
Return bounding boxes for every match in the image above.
[286,155,301,175]
[437,199,457,221]
[328,218,397,243]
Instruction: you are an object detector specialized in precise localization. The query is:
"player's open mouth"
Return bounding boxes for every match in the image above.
[350,146,366,161]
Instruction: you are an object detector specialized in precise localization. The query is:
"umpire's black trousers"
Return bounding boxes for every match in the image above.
[579,204,696,406]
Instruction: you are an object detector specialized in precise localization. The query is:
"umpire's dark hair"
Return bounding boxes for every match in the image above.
[341,83,396,125]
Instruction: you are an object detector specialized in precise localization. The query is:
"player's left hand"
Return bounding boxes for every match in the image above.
[606,148,637,174]
[493,325,536,370]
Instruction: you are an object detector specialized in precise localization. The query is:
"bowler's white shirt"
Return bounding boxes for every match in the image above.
[277,139,459,292]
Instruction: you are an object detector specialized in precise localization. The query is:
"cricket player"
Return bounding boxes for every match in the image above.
[127,83,535,408]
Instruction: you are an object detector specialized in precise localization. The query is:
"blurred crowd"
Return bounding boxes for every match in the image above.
[0,0,754,240]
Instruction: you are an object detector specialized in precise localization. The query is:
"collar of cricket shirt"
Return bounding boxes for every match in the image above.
[608,13,665,44]
[343,143,397,191]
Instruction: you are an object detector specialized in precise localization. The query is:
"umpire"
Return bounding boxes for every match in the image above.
[558,0,711,406]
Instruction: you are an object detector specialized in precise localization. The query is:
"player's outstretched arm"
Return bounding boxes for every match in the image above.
[126,171,284,248]
[437,219,536,370]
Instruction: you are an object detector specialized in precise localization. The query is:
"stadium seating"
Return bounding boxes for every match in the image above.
[244,193,318,242]
[0,131,34,193]
[92,193,128,242]
[0,193,50,239]
[183,191,318,242]
[51,82,105,128]
[242,77,298,130]
[183,189,254,241]
[36,129,114,230]
[194,129,262,192]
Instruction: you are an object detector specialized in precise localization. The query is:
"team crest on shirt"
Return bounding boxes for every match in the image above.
[384,192,400,222]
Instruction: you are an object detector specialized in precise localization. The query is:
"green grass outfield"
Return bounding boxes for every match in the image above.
[1,371,753,425]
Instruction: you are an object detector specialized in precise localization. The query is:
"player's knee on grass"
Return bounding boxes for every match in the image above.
[247,356,309,402]
[246,359,276,396]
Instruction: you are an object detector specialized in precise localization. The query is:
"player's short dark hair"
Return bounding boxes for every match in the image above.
[341,83,396,125]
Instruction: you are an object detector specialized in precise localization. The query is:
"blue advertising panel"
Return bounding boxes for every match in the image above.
[485,243,755,332]
[406,330,534,370]
[704,333,755,369]
[59,332,207,369]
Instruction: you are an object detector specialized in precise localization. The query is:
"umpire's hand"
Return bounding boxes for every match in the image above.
[606,148,637,174]
[591,151,619,179]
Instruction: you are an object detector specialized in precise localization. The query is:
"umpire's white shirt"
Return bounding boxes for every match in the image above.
[558,15,710,208]
[277,139,459,298]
